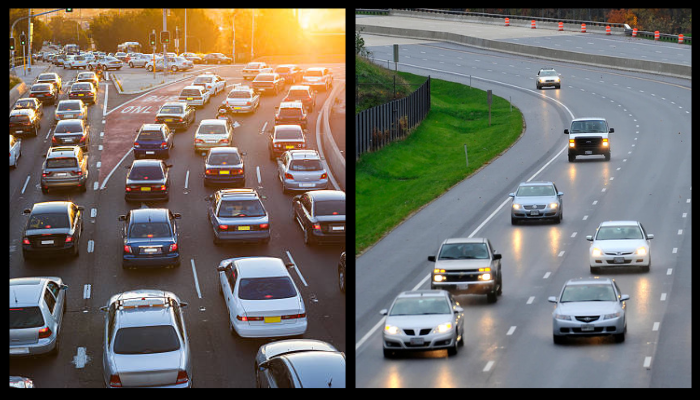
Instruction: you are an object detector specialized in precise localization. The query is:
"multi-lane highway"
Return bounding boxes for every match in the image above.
[355,15,690,388]
[10,58,346,387]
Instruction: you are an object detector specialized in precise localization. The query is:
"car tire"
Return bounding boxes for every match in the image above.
[568,154,576,162]
[604,152,611,161]
[590,266,601,274]
[383,348,395,358]
[553,335,566,344]
[511,216,518,225]
[487,291,498,303]
[613,331,625,343]
[447,339,458,356]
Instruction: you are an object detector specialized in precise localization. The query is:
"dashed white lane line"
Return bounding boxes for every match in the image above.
[190,259,202,299]
[483,361,495,372]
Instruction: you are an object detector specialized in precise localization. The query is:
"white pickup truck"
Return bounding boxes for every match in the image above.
[564,117,613,162]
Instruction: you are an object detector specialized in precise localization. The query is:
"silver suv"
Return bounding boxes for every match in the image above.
[10,277,68,356]
[100,289,192,388]
[41,146,89,193]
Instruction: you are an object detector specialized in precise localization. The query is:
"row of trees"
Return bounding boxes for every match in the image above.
[11,9,340,62]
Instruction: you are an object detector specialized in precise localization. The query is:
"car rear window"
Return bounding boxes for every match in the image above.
[113,325,180,354]
[193,76,213,84]
[137,130,165,141]
[218,199,265,218]
[128,165,164,180]
[287,89,310,99]
[197,124,227,135]
[274,128,303,140]
[246,62,263,69]
[10,115,30,123]
[238,276,296,300]
[55,121,84,133]
[57,102,82,111]
[10,307,45,329]
[207,152,240,166]
[228,90,251,99]
[32,84,52,91]
[255,74,274,82]
[27,212,70,229]
[71,83,92,91]
[159,105,184,114]
[274,66,290,73]
[37,74,56,81]
[46,158,78,169]
[180,89,201,97]
[279,108,302,118]
[304,70,323,77]
[313,200,344,216]
[128,222,172,238]
[14,99,35,108]
[289,159,322,171]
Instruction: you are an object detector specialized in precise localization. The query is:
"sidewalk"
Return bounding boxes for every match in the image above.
[9,62,52,108]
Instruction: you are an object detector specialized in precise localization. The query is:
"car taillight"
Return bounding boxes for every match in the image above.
[123,245,132,253]
[195,138,204,143]
[79,135,86,143]
[246,101,251,106]
[134,142,141,148]
[157,184,167,191]
[176,370,189,385]
[236,315,263,322]
[42,172,51,177]
[160,141,168,148]
[22,237,30,245]
[259,223,269,230]
[169,243,178,252]
[232,168,243,175]
[71,170,83,176]
[320,172,327,179]
[38,326,52,339]
[205,169,216,175]
[65,235,73,243]
[284,172,294,180]
[312,223,322,231]
[109,374,122,388]
[218,138,228,144]
[281,313,306,320]
[51,136,59,144]
[219,224,228,230]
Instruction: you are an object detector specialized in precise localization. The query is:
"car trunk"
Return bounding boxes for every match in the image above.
[112,351,182,387]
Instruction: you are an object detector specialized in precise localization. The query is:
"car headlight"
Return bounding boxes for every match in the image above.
[549,203,558,209]
[479,273,492,281]
[512,204,521,210]
[591,248,602,257]
[603,311,621,320]
[569,139,576,148]
[384,325,401,335]
[554,313,572,321]
[636,247,647,256]
[554,77,560,82]
[434,322,453,334]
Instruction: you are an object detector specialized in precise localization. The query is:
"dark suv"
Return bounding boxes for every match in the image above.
[22,201,84,259]
[155,102,196,132]
[10,109,41,136]
[41,146,89,193]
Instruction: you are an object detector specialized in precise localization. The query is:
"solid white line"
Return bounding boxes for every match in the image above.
[190,259,202,299]
[73,347,88,369]
[103,82,109,116]
[184,170,190,189]
[100,148,133,190]
[91,208,97,218]
[285,250,308,287]
[356,317,386,351]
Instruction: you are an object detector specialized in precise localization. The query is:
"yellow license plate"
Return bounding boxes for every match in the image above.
[165,119,173,122]
[141,187,151,191]
[285,145,295,149]
[186,97,193,100]
[219,170,230,175]
[264,316,281,323]
[78,94,84,96]
[238,226,250,231]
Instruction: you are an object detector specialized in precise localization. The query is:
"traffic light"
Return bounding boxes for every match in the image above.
[160,31,170,45]
[149,32,156,47]
[66,8,73,12]
[10,37,15,51]
[20,33,26,46]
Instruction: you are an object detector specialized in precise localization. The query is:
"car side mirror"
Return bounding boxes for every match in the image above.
[508,193,515,198]
[179,302,189,309]
[548,296,557,303]
[173,213,182,219]
[379,309,388,316]
[118,215,126,221]
[609,128,614,133]
[454,306,463,314]
[492,253,502,260]
[647,234,654,240]
[427,256,436,262]
[23,208,32,215]
[564,129,569,134]
[558,192,564,197]
[620,295,630,302]
[586,235,593,241]
[166,164,173,168]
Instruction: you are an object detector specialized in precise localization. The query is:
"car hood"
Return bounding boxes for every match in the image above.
[556,301,621,316]
[513,195,557,205]
[434,258,491,271]
[593,239,647,251]
[386,314,454,330]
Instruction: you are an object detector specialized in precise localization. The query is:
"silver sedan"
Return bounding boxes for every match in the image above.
[381,290,464,358]
[100,289,192,388]
[509,181,563,224]
[548,277,629,344]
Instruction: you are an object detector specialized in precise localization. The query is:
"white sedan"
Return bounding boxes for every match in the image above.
[10,135,21,167]
[217,257,307,338]
[587,220,653,273]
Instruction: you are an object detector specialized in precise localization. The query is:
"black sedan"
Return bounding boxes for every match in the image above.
[124,159,172,202]
[119,208,181,269]
[292,190,345,245]
[203,53,232,64]
[203,147,246,187]
[154,102,196,132]
[21,201,84,259]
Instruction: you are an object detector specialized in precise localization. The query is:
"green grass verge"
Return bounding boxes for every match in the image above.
[355,72,524,255]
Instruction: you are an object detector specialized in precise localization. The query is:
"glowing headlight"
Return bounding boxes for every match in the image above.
[636,247,647,256]
[569,139,576,148]
[602,138,609,147]
[384,325,400,335]
[479,273,492,281]
[592,248,602,257]
[435,322,453,334]
[549,203,558,209]
[512,204,521,210]
[433,274,445,282]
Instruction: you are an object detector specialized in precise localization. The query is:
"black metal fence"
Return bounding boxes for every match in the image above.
[355,76,431,160]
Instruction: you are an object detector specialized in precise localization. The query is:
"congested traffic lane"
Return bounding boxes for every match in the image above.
[10,61,346,387]
[355,36,690,387]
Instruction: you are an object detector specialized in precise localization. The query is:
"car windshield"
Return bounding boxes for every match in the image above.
[27,212,70,229]
[596,226,643,240]
[197,124,227,135]
[540,70,557,76]
[10,307,45,329]
[113,325,180,354]
[128,165,164,180]
[46,158,78,169]
[389,297,451,316]
[304,70,323,77]
[439,243,489,259]
[560,284,616,302]
[255,74,274,82]
[207,152,240,165]
[14,99,35,108]
[137,130,165,141]
[128,222,172,238]
[314,199,344,216]
[37,74,55,81]
[570,120,607,133]
[289,159,322,171]
[516,185,555,196]
[238,276,296,300]
[217,199,265,218]
[246,62,263,69]
[32,84,51,91]
[275,66,290,73]
[55,122,83,133]
[159,105,184,114]
[181,89,202,97]
[275,128,303,140]
[193,77,213,84]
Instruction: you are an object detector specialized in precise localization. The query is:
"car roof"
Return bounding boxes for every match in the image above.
[598,220,640,227]
[129,208,170,223]
[47,146,80,158]
[284,351,346,388]
[306,67,326,72]
[306,190,345,201]
[442,237,486,245]
[287,150,320,160]
[10,277,61,307]
[160,101,187,108]
[199,119,227,125]
[289,85,311,91]
[209,146,240,154]
[518,181,554,187]
[232,257,290,279]
[110,289,179,328]
[218,188,259,199]
[260,339,338,359]
[572,117,607,122]
[139,123,166,131]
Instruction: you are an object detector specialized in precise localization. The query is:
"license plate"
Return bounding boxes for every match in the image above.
[457,283,471,290]
[530,210,540,216]
[78,93,84,96]
[145,151,155,155]
[585,150,593,155]
[56,173,68,177]
[16,130,23,134]
[580,324,595,332]
[613,257,625,264]
[165,119,173,122]
[41,240,54,245]
[410,337,425,345]
[331,225,345,231]
[186,97,193,100]
[285,145,295,149]
[10,347,30,355]
[234,107,241,110]
[219,170,230,175]
[264,316,281,323]
[143,248,158,254]
[141,187,151,191]
[238,226,250,231]
[299,182,314,187]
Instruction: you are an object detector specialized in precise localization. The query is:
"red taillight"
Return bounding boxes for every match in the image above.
[134,142,141,148]
[176,370,189,385]
[65,236,73,243]
[320,172,327,179]
[194,138,204,144]
[284,172,294,180]
[22,237,30,245]
[123,245,131,253]
[312,223,322,231]
[125,186,132,192]
[281,313,306,320]
[219,224,228,230]
[51,136,59,144]
[38,326,52,339]
[157,184,167,191]
[259,223,269,230]
[218,138,228,144]
[169,243,178,252]
[109,374,122,388]
[205,169,216,175]
[236,315,263,322]
[79,135,86,143]
[160,141,168,149]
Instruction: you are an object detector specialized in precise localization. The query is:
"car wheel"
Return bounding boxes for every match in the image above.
[553,334,566,344]
[604,152,611,161]
[511,216,518,225]
[383,348,395,358]
[447,338,458,356]
[496,274,503,295]
[568,154,576,162]
[590,266,601,274]
[486,290,498,303]
[613,331,625,343]
[147,65,153,72]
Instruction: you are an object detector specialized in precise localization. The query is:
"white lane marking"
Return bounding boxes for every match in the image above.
[257,166,262,185]
[83,284,91,299]
[507,326,517,336]
[643,356,652,369]
[184,170,190,190]
[285,250,308,287]
[190,259,202,299]
[21,175,31,194]
[660,293,667,301]
[652,322,660,331]
[91,208,97,218]
[100,148,133,190]
[527,296,535,304]
[72,347,89,369]
[483,361,495,372]
[543,272,551,279]
[87,240,94,253]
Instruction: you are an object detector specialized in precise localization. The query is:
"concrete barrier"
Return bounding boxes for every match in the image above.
[318,81,346,191]
[356,23,691,80]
